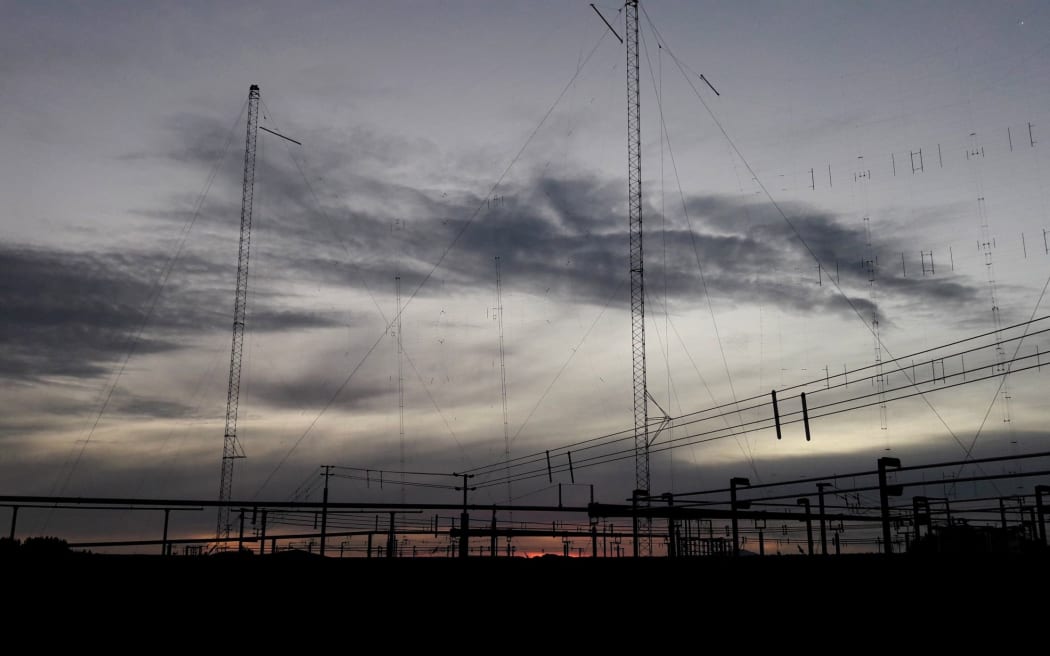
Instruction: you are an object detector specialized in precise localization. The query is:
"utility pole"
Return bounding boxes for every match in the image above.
[237,509,245,552]
[730,477,750,557]
[490,509,498,558]
[878,457,902,555]
[258,509,267,556]
[320,465,332,556]
[454,473,475,558]
[216,84,260,541]
[1036,485,1049,546]
[161,508,170,556]
[631,488,644,557]
[662,493,676,558]
[817,483,831,555]
[797,498,813,556]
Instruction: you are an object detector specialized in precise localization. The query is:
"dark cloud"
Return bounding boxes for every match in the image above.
[0,244,343,382]
[121,111,239,166]
[140,111,989,331]
[0,245,180,380]
[139,126,989,334]
[16,108,991,392]
[246,375,389,411]
[93,112,1002,438]
[690,197,983,318]
[111,393,196,419]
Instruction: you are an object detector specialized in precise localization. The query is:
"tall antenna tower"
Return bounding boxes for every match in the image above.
[977,195,1011,424]
[396,275,406,503]
[217,84,260,540]
[863,217,889,435]
[495,257,511,505]
[626,0,651,552]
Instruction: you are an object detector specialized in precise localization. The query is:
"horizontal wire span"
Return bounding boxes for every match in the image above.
[463,318,1049,478]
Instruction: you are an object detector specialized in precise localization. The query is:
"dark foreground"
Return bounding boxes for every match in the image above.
[7,556,1040,645]
[4,551,1046,599]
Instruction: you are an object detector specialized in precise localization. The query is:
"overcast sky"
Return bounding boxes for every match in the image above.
[3,1,1050,542]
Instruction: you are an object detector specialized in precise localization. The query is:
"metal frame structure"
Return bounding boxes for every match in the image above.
[217,84,260,540]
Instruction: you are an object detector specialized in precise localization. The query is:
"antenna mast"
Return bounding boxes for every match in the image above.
[862,217,888,437]
[495,257,511,505]
[396,275,406,503]
[217,84,260,541]
[626,0,650,553]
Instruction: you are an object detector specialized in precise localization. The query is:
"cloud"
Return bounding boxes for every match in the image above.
[0,245,180,380]
[12,109,992,394]
[111,393,196,419]
[246,375,389,411]
[0,243,343,383]
[139,123,991,336]
[134,111,985,335]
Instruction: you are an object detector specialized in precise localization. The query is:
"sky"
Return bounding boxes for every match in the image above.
[3,0,1050,549]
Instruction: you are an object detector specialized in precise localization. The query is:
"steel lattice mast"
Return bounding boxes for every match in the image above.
[495,257,511,505]
[396,275,406,504]
[626,0,650,552]
[217,84,260,540]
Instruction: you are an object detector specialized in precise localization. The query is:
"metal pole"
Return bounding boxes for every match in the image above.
[490,509,497,558]
[259,510,267,556]
[237,508,245,552]
[387,512,396,558]
[320,465,331,557]
[912,497,926,550]
[999,498,1008,531]
[161,508,170,556]
[457,473,472,559]
[817,483,830,556]
[878,457,901,555]
[9,506,17,540]
[730,478,750,557]
[631,489,641,557]
[663,493,676,558]
[797,498,813,555]
[1036,486,1048,546]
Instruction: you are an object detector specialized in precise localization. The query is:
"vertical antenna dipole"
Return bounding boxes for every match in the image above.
[626,0,650,555]
[396,275,405,504]
[217,84,260,541]
[495,257,511,510]
[967,131,1011,425]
